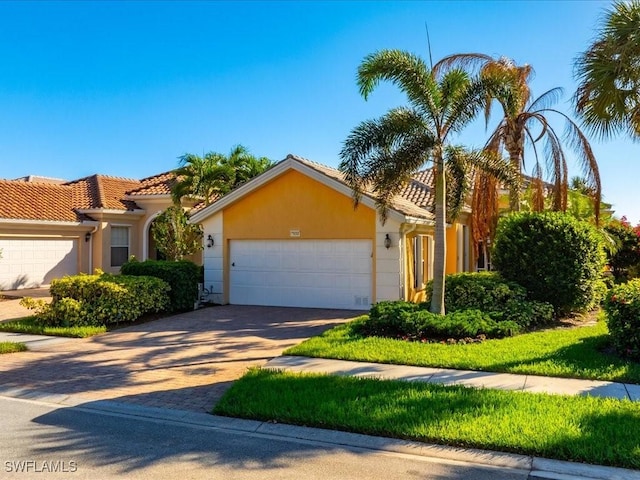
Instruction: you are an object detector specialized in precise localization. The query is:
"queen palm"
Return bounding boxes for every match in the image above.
[435,54,602,244]
[339,50,510,315]
[574,0,640,139]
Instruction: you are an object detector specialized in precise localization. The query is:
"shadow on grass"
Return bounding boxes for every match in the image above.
[213,369,640,470]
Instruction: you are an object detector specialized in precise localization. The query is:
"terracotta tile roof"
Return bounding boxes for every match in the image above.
[289,154,435,221]
[128,171,177,196]
[400,170,434,210]
[64,175,141,210]
[0,180,82,222]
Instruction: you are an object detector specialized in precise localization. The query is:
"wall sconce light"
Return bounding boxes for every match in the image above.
[384,233,392,250]
[206,235,214,248]
[85,232,91,243]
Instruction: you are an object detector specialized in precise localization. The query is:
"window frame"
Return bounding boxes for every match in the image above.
[110,225,130,267]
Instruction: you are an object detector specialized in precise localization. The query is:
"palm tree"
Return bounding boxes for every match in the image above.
[434,54,602,239]
[339,50,510,315]
[172,145,272,206]
[171,152,234,206]
[222,145,273,188]
[574,0,640,139]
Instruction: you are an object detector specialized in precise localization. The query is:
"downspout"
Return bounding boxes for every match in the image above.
[399,223,418,300]
[86,226,98,273]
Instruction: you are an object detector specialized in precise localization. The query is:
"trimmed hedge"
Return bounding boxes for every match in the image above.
[22,273,170,327]
[492,212,606,315]
[358,301,520,340]
[425,272,554,328]
[604,279,640,361]
[121,259,199,312]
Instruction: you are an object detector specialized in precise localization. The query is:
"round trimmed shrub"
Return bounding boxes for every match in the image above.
[492,212,606,315]
[604,279,640,360]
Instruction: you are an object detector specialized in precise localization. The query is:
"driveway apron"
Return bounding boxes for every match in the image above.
[0,305,357,412]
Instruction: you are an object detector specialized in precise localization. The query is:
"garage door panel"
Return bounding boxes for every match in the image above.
[230,240,371,310]
[0,238,78,290]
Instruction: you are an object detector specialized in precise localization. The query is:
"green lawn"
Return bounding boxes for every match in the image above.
[0,317,106,338]
[0,342,27,354]
[215,368,640,469]
[285,316,640,384]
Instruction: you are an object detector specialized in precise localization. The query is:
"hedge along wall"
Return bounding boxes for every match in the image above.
[120,259,200,312]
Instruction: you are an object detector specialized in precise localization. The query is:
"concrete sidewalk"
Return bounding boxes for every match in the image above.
[0,331,77,350]
[265,355,640,401]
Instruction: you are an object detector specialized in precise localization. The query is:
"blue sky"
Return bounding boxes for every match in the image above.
[1,1,637,221]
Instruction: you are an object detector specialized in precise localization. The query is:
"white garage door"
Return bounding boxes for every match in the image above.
[0,238,78,290]
[230,240,372,310]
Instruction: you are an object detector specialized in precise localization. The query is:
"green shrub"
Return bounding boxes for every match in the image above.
[358,302,520,340]
[604,279,640,360]
[121,259,199,312]
[425,272,554,328]
[24,273,170,327]
[365,301,422,338]
[492,212,606,315]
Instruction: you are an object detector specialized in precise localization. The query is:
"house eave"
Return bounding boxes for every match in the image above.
[77,209,146,216]
[0,218,100,228]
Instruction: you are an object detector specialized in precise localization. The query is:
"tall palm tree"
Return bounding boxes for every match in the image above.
[435,54,602,242]
[574,0,640,139]
[172,145,272,206]
[339,50,510,315]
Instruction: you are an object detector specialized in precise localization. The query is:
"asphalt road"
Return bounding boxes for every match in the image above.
[0,396,529,480]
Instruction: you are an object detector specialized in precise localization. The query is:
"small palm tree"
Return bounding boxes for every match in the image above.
[171,152,234,206]
[339,50,511,315]
[574,0,640,139]
[172,146,272,206]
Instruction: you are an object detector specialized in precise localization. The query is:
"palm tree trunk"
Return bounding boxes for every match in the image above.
[430,149,446,315]
[505,134,523,212]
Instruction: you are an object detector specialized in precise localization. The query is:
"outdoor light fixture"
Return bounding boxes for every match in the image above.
[384,233,392,249]
[206,235,214,248]
[85,232,91,242]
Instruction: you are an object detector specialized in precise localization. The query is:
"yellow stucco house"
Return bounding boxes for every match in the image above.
[0,171,199,291]
[190,154,474,310]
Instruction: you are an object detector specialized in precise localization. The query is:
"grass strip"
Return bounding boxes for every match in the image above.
[215,368,640,469]
[0,342,27,354]
[285,317,640,384]
[0,317,106,338]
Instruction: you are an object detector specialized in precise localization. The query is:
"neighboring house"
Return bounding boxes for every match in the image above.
[0,171,199,291]
[190,154,474,310]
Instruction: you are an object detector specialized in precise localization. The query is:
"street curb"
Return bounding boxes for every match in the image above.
[1,388,639,479]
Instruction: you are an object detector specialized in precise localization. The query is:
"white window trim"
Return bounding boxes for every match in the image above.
[110,225,131,267]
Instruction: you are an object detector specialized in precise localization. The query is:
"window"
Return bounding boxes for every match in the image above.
[457,224,470,272]
[413,235,432,288]
[111,226,130,267]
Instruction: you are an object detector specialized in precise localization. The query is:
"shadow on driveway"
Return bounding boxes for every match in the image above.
[0,305,361,412]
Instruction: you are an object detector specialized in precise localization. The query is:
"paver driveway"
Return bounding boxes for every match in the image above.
[0,305,359,412]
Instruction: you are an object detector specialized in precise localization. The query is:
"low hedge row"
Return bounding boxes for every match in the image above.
[357,301,520,341]
[22,273,170,327]
[121,259,199,312]
[426,272,554,329]
[604,279,640,361]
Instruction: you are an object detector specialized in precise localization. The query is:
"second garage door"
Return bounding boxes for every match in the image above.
[229,240,372,310]
[0,238,78,290]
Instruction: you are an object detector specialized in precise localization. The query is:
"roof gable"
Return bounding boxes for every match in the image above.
[189,154,435,224]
